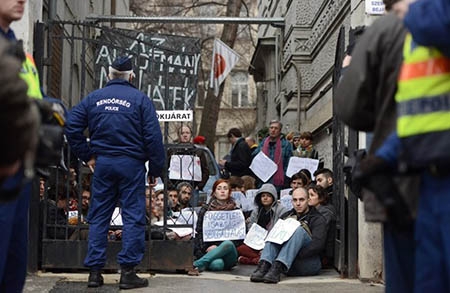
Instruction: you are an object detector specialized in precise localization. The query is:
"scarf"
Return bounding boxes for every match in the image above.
[262,137,284,186]
[208,197,236,211]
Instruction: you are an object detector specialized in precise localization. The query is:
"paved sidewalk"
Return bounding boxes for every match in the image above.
[24,266,384,292]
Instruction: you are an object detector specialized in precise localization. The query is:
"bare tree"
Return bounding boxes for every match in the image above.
[130,0,253,151]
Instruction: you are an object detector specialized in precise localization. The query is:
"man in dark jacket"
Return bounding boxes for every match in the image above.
[66,56,165,289]
[250,187,327,283]
[335,1,418,292]
[220,128,252,177]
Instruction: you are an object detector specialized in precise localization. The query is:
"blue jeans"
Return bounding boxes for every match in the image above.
[194,240,238,271]
[260,226,312,270]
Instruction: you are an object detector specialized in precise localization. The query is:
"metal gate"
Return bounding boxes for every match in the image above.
[30,20,204,272]
[332,26,359,278]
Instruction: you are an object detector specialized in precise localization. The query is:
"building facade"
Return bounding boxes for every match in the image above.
[251,0,386,281]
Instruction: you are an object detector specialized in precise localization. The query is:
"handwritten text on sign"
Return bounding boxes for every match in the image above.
[202,210,246,242]
[95,29,201,111]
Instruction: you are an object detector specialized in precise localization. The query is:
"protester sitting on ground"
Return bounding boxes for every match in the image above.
[168,188,179,211]
[39,177,47,201]
[173,182,193,212]
[313,168,334,204]
[293,131,319,159]
[193,179,242,272]
[250,187,327,283]
[41,184,76,240]
[307,184,336,268]
[238,183,287,265]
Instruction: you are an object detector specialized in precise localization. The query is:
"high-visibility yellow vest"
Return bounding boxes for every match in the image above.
[395,33,450,167]
[20,53,42,99]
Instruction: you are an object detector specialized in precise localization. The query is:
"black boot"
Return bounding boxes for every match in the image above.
[119,266,149,290]
[263,261,286,283]
[250,260,271,283]
[87,270,104,288]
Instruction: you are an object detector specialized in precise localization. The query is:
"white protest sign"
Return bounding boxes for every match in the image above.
[266,218,300,245]
[245,189,258,211]
[286,157,319,178]
[244,223,268,250]
[365,0,385,15]
[280,189,293,210]
[231,191,244,209]
[250,152,277,182]
[169,155,202,181]
[202,210,246,242]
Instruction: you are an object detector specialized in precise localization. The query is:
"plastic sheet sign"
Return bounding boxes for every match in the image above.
[202,210,246,242]
[94,29,201,111]
[365,1,385,15]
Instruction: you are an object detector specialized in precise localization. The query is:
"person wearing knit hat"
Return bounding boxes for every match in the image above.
[237,183,287,265]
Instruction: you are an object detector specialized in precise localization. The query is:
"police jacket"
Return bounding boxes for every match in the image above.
[405,0,450,57]
[66,79,165,177]
[225,137,252,177]
[280,206,327,260]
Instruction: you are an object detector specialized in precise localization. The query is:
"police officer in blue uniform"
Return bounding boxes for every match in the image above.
[65,56,165,289]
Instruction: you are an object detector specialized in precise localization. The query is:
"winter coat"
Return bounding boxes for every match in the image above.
[335,13,419,222]
[280,206,327,260]
[224,137,252,177]
[316,204,336,261]
[193,203,243,260]
[66,79,165,177]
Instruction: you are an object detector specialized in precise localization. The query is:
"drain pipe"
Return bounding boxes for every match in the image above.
[291,61,302,132]
[48,0,56,20]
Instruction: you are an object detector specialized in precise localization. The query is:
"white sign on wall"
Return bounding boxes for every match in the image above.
[156,110,193,121]
[365,1,385,15]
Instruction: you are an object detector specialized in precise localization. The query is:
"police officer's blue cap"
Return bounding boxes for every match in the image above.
[111,56,133,71]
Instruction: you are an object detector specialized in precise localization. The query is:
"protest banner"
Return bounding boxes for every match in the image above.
[94,29,201,111]
[202,210,246,241]
[280,191,293,210]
